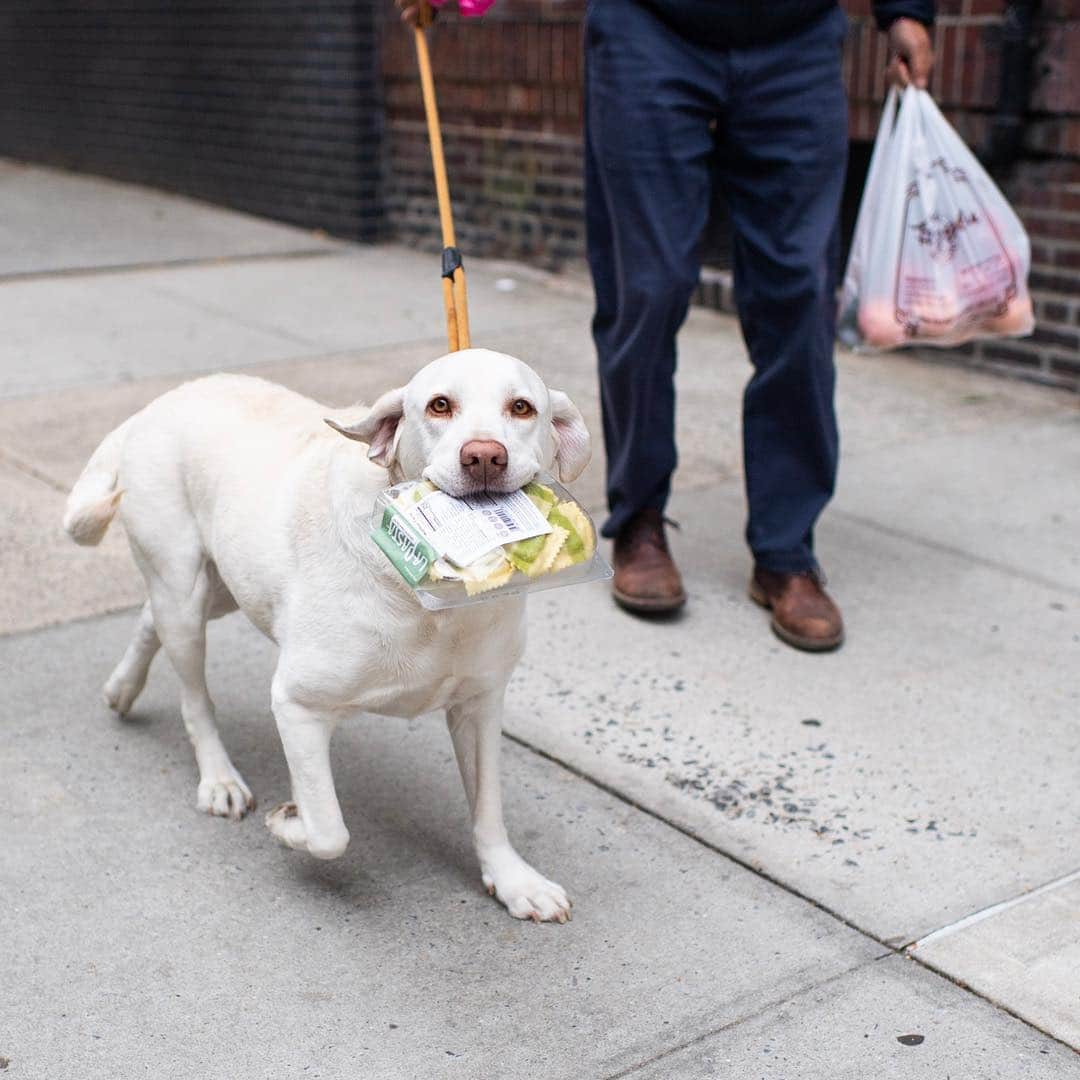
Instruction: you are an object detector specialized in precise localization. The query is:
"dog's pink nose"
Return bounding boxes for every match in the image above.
[459,439,508,484]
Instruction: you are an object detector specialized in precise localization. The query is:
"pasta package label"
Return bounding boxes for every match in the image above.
[371,505,438,587]
[397,483,552,568]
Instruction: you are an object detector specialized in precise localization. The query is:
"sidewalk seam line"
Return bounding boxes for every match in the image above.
[503,730,1080,1059]
[141,279,328,353]
[501,732,889,943]
[600,955,887,1080]
[904,951,1080,1058]
[0,247,339,284]
[909,866,1080,949]
[0,601,143,640]
[0,446,69,494]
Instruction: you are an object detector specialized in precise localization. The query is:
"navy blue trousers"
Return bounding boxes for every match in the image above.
[586,1,849,573]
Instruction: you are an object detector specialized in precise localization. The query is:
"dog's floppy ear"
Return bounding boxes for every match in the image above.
[548,389,591,483]
[325,387,406,468]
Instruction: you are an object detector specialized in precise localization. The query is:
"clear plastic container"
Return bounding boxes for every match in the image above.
[370,476,612,610]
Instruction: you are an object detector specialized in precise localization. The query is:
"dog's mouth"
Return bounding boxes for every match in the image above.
[443,477,528,498]
[422,466,537,499]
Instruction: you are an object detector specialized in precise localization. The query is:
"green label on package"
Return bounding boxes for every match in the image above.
[372,505,437,586]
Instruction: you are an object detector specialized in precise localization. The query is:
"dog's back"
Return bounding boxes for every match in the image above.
[67,372,375,540]
[66,373,376,633]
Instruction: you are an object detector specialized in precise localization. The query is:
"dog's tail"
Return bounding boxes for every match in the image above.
[63,417,134,546]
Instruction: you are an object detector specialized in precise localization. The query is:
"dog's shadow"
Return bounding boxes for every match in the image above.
[114,688,480,907]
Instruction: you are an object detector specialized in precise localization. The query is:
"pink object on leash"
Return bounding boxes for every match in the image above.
[427,0,495,15]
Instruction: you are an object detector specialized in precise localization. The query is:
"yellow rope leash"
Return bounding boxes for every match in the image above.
[414,1,471,352]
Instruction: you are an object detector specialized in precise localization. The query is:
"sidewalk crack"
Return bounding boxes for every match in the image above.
[601,956,886,1080]
[0,445,68,494]
[0,247,338,285]
[908,866,1080,950]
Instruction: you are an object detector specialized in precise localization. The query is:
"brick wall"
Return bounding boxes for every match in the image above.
[384,0,1080,391]
[0,1,385,241]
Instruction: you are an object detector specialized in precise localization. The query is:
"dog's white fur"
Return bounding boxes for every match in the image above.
[64,349,590,923]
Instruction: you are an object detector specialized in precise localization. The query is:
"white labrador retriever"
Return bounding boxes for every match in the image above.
[64,348,590,923]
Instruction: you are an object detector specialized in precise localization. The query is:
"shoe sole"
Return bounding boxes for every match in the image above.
[748,582,844,653]
[612,586,687,616]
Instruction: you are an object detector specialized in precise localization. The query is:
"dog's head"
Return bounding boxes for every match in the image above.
[327,349,591,496]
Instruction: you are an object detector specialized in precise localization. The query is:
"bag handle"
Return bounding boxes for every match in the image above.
[845,87,904,280]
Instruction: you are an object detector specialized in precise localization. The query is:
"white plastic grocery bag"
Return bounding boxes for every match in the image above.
[839,87,1034,351]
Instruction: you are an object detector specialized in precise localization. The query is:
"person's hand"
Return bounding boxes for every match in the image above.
[886,18,934,89]
[396,0,431,27]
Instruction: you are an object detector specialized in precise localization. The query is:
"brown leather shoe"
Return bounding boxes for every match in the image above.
[612,509,686,614]
[749,567,844,652]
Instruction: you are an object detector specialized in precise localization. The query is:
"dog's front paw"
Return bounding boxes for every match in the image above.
[103,671,147,716]
[197,768,255,820]
[482,850,572,923]
[265,802,349,860]
[265,801,307,849]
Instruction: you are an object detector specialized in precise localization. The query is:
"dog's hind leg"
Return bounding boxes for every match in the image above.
[104,601,161,716]
[447,691,571,923]
[104,565,238,718]
[146,560,254,820]
[265,676,350,860]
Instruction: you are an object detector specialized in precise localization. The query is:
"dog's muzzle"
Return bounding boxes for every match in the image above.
[459,439,508,488]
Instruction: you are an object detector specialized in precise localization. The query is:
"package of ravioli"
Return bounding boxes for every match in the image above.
[370,477,612,609]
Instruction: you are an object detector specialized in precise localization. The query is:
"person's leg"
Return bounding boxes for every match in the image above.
[584,0,719,542]
[718,7,849,576]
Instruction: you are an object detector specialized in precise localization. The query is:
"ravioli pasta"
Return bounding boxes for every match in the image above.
[396,482,596,596]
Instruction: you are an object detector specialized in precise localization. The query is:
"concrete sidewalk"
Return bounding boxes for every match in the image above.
[2,161,1078,1078]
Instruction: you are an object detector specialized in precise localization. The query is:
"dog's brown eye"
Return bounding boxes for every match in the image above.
[510,398,535,418]
[427,396,452,417]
